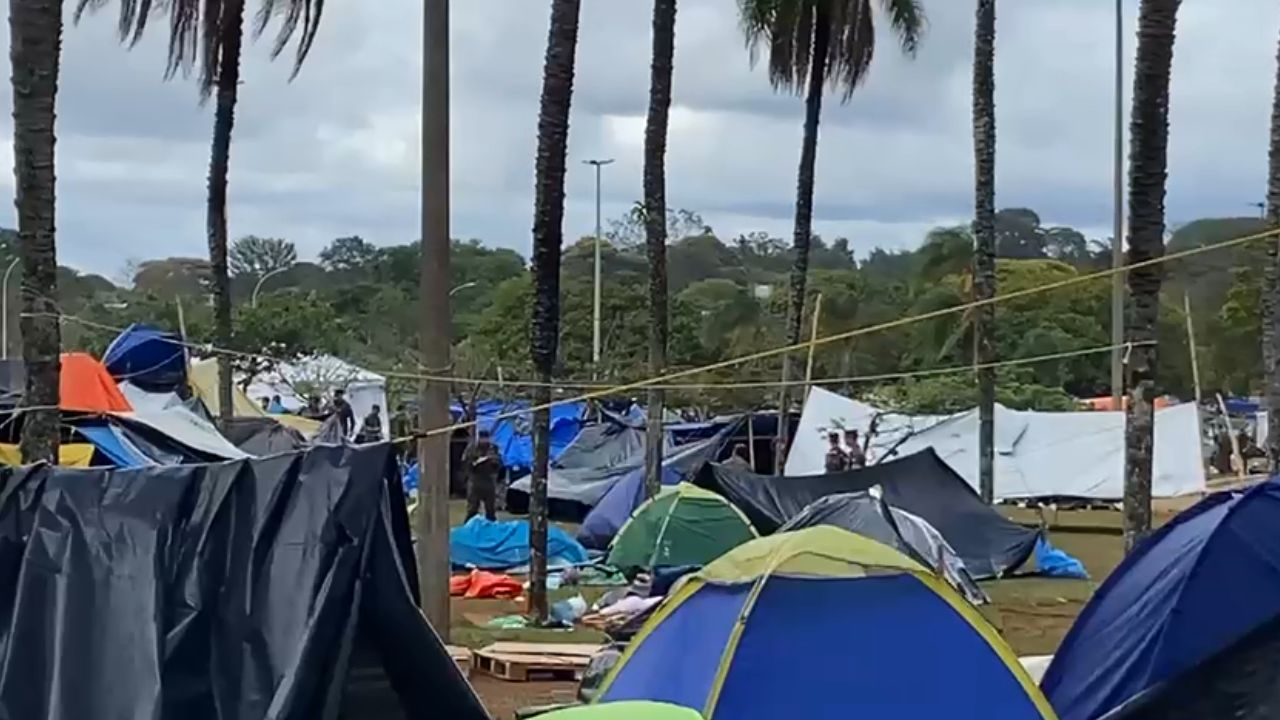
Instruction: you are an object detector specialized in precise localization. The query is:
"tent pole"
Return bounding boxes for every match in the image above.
[803,294,823,401]
[1216,393,1246,482]
[746,411,756,471]
[1183,293,1202,406]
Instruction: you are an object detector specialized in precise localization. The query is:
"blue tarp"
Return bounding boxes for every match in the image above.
[449,400,586,471]
[1041,479,1280,720]
[1224,396,1261,415]
[73,424,156,468]
[1034,537,1088,579]
[578,436,726,550]
[102,324,187,391]
[448,516,589,570]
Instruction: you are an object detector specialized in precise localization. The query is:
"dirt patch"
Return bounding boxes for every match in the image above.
[470,674,577,719]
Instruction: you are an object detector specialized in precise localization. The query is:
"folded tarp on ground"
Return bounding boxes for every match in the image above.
[706,448,1041,579]
[450,515,590,570]
[786,387,1206,500]
[0,444,486,720]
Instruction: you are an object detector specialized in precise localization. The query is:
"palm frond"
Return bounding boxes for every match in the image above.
[736,0,927,101]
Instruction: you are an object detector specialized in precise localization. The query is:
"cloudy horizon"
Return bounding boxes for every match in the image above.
[1,0,1275,275]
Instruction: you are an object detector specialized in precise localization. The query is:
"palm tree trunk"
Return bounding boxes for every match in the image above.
[1124,0,1180,552]
[209,0,246,427]
[776,11,830,473]
[1264,27,1280,471]
[529,0,582,623]
[973,0,997,504]
[643,0,676,498]
[10,0,64,464]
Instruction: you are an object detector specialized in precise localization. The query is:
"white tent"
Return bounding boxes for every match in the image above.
[786,387,1206,500]
[248,355,390,439]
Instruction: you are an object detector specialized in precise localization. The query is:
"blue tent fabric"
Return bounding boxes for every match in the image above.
[603,576,1044,718]
[449,516,589,570]
[73,424,155,468]
[449,400,585,471]
[102,324,187,391]
[577,437,724,549]
[1042,480,1280,720]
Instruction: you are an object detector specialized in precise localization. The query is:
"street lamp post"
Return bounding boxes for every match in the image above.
[251,266,292,308]
[1110,0,1125,408]
[449,281,478,298]
[584,158,614,379]
[2,257,18,360]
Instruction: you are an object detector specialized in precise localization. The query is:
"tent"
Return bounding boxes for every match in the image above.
[1041,480,1280,720]
[779,492,985,604]
[469,399,588,474]
[0,443,94,467]
[786,387,1205,500]
[102,324,187,392]
[607,484,756,570]
[707,448,1041,579]
[0,444,486,720]
[250,355,390,439]
[188,359,320,436]
[60,353,133,413]
[597,527,1055,719]
[578,435,728,549]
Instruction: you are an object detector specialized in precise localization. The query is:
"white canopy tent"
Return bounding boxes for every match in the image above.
[786,387,1206,500]
[248,355,390,439]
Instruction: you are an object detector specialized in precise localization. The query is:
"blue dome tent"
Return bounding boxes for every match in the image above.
[1042,479,1280,720]
[102,324,187,392]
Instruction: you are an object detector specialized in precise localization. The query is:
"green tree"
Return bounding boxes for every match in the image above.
[12,0,65,461]
[229,235,297,277]
[1123,0,1181,551]
[529,0,583,622]
[737,0,925,469]
[320,235,381,273]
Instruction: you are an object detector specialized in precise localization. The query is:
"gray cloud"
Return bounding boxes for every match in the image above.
[0,0,1274,276]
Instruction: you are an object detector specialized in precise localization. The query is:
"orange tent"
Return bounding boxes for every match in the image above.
[60,353,132,413]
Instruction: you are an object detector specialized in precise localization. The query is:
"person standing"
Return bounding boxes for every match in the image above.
[358,404,385,443]
[331,388,355,437]
[824,431,849,473]
[843,428,867,469]
[463,429,502,521]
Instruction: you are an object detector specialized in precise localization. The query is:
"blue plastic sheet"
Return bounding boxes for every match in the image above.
[449,400,585,471]
[449,516,589,570]
[1034,537,1089,579]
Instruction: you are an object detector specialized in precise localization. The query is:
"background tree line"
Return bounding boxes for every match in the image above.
[10,206,1266,414]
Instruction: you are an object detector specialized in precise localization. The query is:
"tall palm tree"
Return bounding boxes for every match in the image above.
[11,0,64,463]
[737,0,925,471]
[1123,0,1180,552]
[972,0,996,504]
[529,0,583,622]
[643,0,677,498]
[1264,26,1280,471]
[84,0,325,425]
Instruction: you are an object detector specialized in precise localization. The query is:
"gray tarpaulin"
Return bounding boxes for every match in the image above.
[0,444,485,720]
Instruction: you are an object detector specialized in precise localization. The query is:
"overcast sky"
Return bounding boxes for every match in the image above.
[0,0,1276,275]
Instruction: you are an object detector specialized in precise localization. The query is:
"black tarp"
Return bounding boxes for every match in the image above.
[222,416,309,456]
[0,444,486,720]
[703,448,1040,579]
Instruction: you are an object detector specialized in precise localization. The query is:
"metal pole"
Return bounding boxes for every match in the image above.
[803,294,823,401]
[418,0,452,638]
[584,158,613,379]
[1183,292,1202,406]
[1110,0,1125,408]
[1,257,19,360]
[250,265,291,308]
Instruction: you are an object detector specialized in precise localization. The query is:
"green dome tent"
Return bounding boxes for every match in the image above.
[606,484,756,570]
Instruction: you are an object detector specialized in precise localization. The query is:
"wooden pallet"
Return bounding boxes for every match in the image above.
[446,645,472,675]
[471,642,601,683]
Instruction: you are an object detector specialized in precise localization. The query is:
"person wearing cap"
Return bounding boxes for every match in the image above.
[824,431,849,473]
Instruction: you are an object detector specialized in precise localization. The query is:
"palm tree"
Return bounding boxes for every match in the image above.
[529,0,583,623]
[1264,27,1280,471]
[737,0,925,471]
[972,0,996,504]
[1123,0,1181,552]
[84,0,325,426]
[643,0,677,498]
[11,0,64,463]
